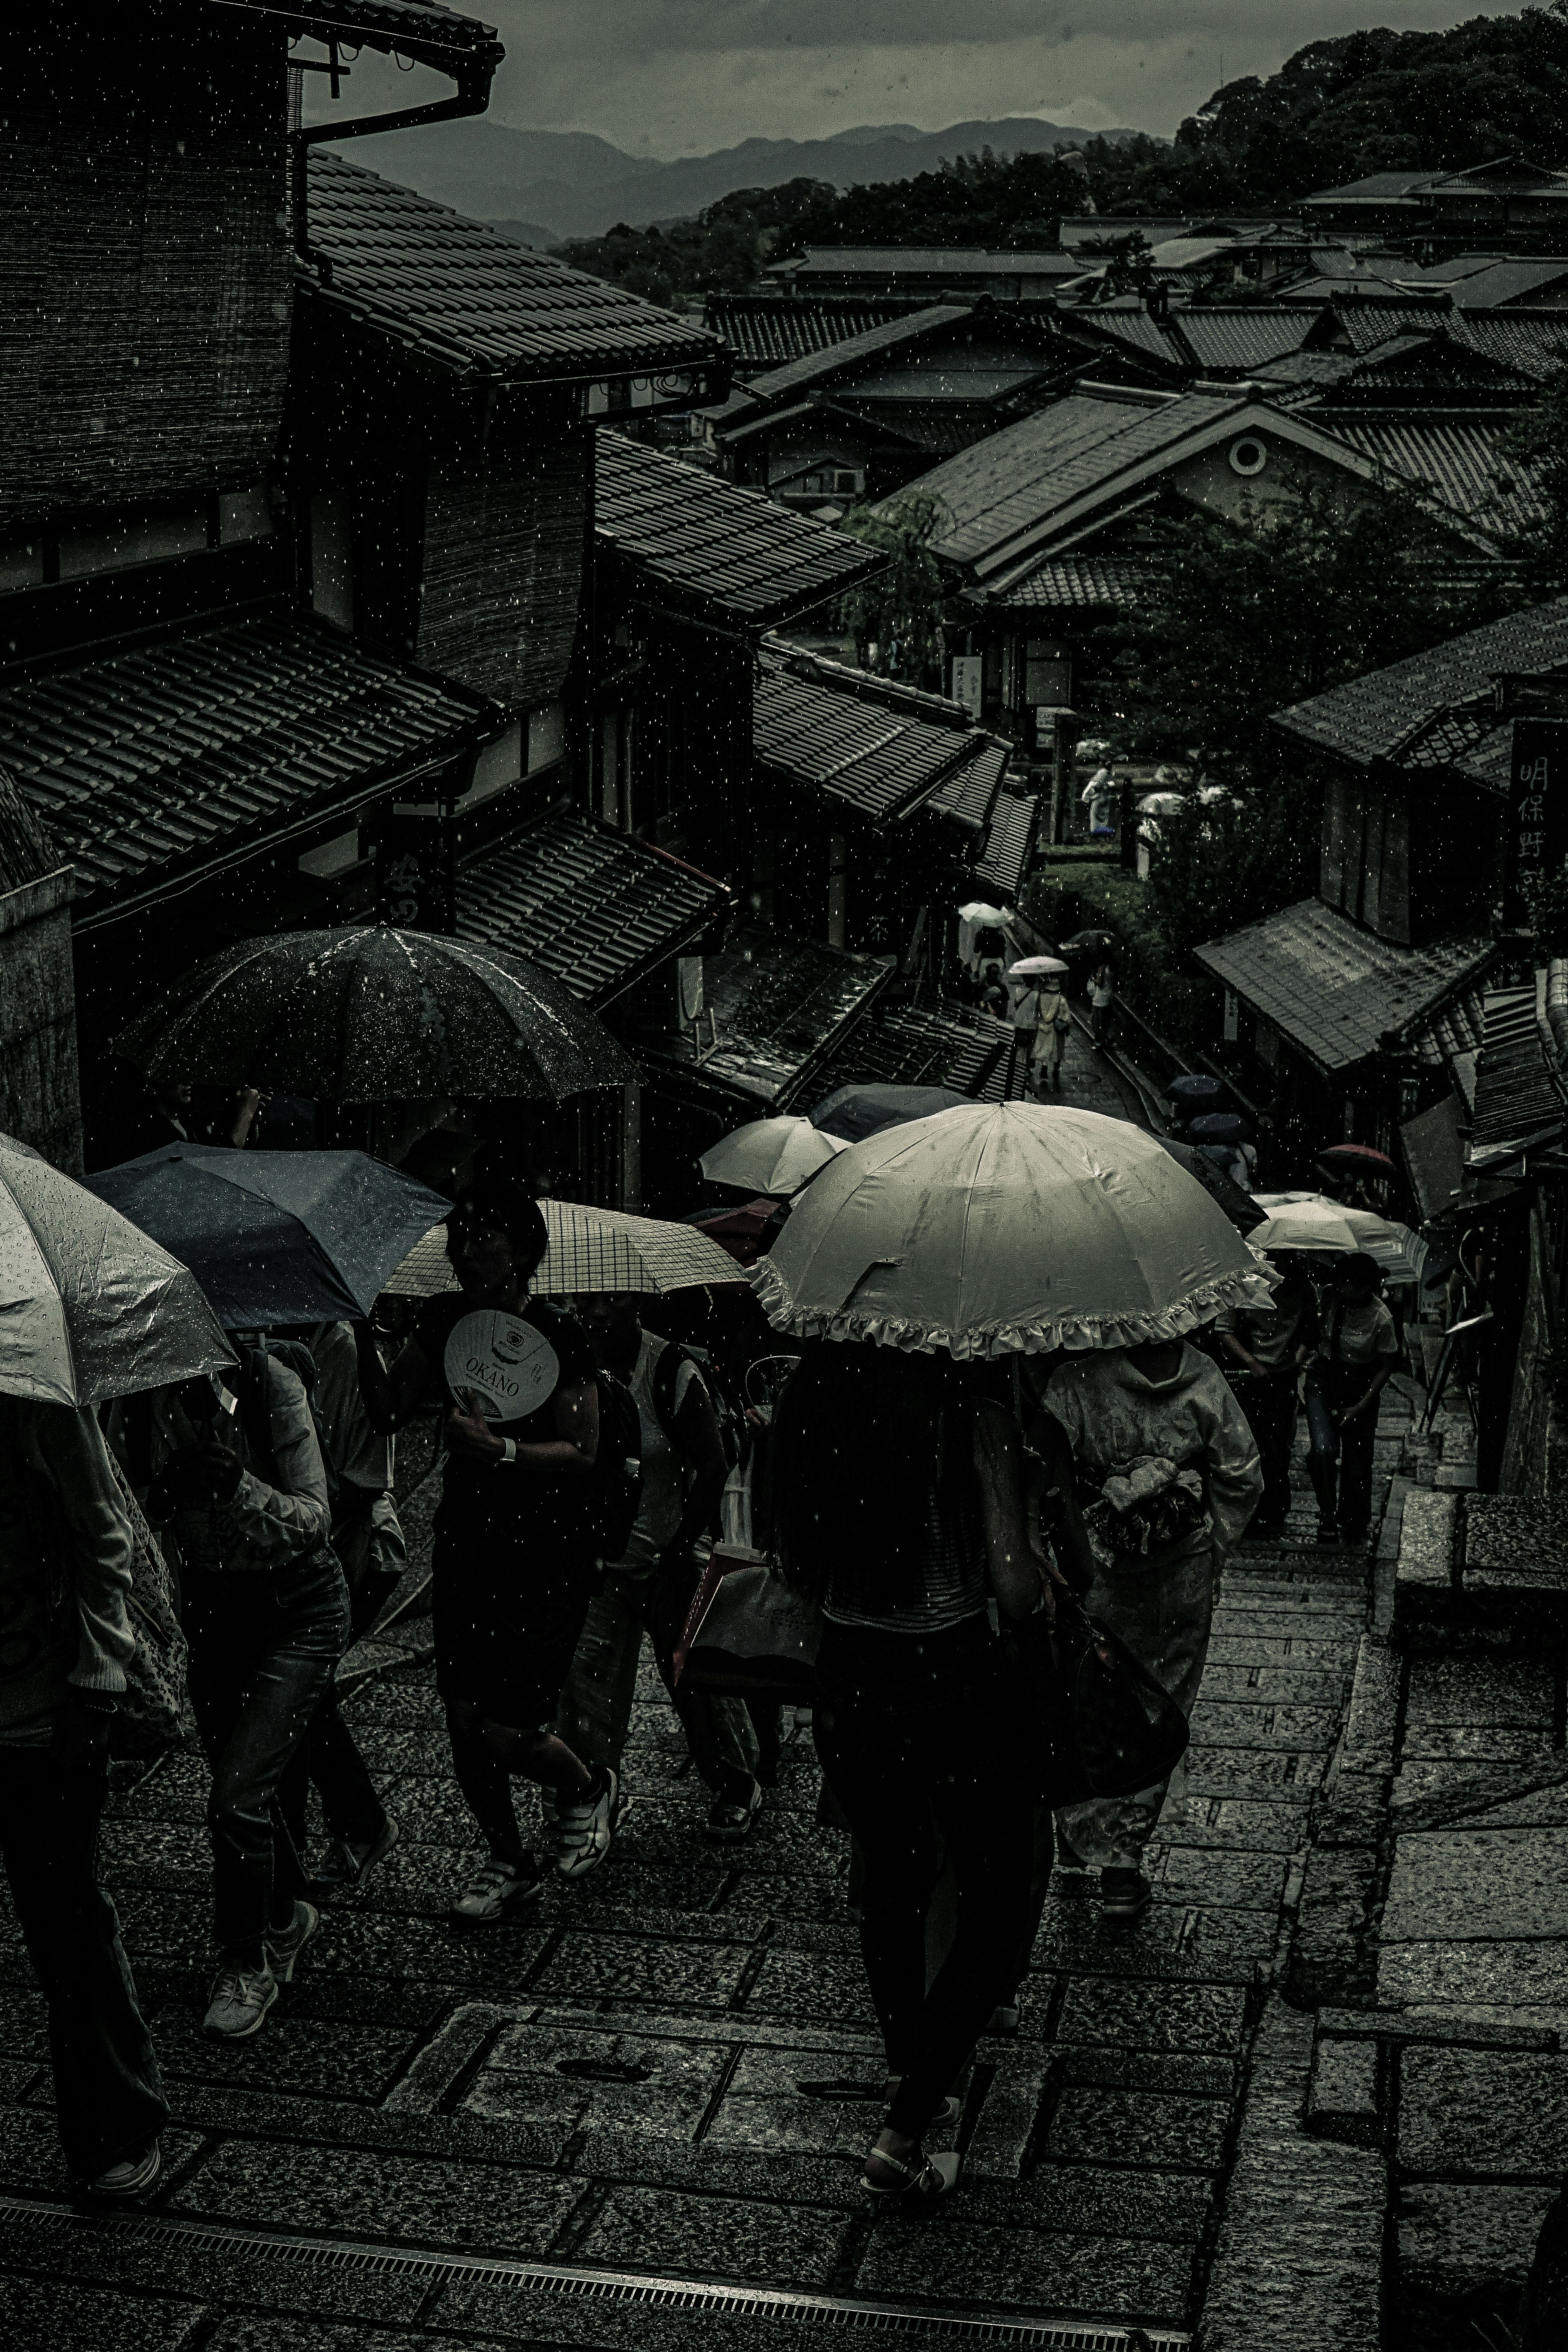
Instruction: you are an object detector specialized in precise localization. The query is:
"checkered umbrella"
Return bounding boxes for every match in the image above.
[385,1201,746,1301]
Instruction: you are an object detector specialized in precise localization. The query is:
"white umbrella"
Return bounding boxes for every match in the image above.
[699,1118,848,1197]
[1249,1193,1425,1281]
[385,1200,747,1302]
[0,1131,232,1406]
[1007,956,1069,978]
[751,1102,1275,1357]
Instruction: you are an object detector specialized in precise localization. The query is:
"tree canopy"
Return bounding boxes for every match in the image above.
[556,10,1568,307]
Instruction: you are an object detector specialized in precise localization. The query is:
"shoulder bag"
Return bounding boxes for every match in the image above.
[673,1543,821,1699]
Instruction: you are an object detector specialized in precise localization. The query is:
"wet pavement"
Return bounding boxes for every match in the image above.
[0,1390,1413,2348]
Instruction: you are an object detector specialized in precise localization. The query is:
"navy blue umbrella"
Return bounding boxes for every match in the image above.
[86,1149,452,1331]
[807,1085,970,1144]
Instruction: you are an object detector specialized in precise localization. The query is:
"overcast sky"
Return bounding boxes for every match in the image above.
[319,3,1521,156]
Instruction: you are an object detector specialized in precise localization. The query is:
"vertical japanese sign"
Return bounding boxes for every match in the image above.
[374,805,455,933]
[1507,719,1568,931]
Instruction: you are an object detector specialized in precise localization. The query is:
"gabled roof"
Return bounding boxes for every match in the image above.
[1272,598,1568,770]
[1069,310,1187,368]
[900,379,1541,590]
[1302,173,1442,205]
[1170,308,1320,374]
[726,307,974,410]
[594,435,885,630]
[301,153,722,385]
[0,615,490,915]
[704,296,929,369]
[1194,898,1495,1076]
[753,648,991,826]
[973,788,1040,902]
[456,812,730,1009]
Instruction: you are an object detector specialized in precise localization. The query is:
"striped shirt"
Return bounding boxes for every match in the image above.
[822,1482,989,1633]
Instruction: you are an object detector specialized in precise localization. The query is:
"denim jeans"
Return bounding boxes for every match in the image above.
[276,1681,385,1854]
[1305,1364,1376,1533]
[0,1748,168,2176]
[185,1557,350,1963]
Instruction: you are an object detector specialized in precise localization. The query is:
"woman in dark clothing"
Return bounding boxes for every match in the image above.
[773,1342,1063,2203]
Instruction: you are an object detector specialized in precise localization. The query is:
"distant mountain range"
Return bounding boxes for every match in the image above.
[332,116,1152,245]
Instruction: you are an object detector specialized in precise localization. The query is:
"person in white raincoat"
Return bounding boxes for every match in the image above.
[1038,1335,1263,1917]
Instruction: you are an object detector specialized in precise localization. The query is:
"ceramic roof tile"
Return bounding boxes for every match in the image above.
[752,655,980,824]
[703,296,925,368]
[595,435,884,627]
[1194,897,1495,1073]
[0,615,488,909]
[1273,599,1568,768]
[456,812,729,1008]
[636,922,891,1109]
[301,152,722,382]
[797,996,1016,1107]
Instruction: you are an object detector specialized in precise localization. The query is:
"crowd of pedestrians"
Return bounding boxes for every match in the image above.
[5,1145,1418,2212]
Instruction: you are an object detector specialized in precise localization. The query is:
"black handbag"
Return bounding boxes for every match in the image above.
[1005,1594,1190,1808]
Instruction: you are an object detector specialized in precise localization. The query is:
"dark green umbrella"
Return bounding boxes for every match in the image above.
[115,924,635,1103]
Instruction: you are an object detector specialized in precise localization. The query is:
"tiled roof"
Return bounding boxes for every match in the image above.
[1194,897,1495,1074]
[637,922,891,1109]
[752,651,980,825]
[794,995,1018,1109]
[1307,330,1540,399]
[973,788,1040,902]
[1272,599,1568,768]
[1452,263,1568,309]
[0,615,488,912]
[1456,312,1568,379]
[1303,174,1441,203]
[923,737,1010,833]
[983,552,1155,610]
[301,153,722,383]
[245,2,501,71]
[1170,309,1320,373]
[1323,416,1546,534]
[728,308,972,409]
[778,248,1083,280]
[594,435,885,628]
[1072,311,1187,366]
[703,296,927,368]
[1468,982,1568,1165]
[908,388,1205,573]
[1338,304,1455,354]
[455,813,730,1009]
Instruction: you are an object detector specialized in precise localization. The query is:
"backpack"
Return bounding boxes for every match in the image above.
[650,1340,744,1473]
[587,1370,643,1565]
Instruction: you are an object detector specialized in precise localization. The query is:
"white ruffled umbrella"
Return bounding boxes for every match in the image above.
[0,1132,232,1406]
[751,1102,1274,1357]
[698,1117,847,1197]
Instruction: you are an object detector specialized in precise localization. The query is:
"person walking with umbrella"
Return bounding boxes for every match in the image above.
[146,1352,350,2040]
[1303,1252,1399,1547]
[1041,1336,1263,1915]
[773,1342,1064,2204]
[354,1181,619,1916]
[1214,1254,1318,1539]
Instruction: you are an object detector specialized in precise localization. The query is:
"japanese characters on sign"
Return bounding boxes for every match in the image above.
[1506,719,1568,931]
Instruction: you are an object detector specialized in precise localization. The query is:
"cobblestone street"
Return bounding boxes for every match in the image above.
[0,1374,1423,2349]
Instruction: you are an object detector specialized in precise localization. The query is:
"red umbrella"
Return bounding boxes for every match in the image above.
[1316,1145,1396,1174]
[681,1199,786,1266]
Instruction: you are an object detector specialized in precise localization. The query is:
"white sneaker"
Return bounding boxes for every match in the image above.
[448,1856,542,1924]
[555,1768,618,1880]
[203,1960,278,2040]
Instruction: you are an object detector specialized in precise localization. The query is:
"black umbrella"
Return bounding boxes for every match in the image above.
[1060,929,1116,952]
[1157,1137,1264,1234]
[114,924,636,1103]
[86,1147,453,1330]
[807,1084,972,1145]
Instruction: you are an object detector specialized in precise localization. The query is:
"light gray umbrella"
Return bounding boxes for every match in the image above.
[0,1132,232,1406]
[752,1101,1275,1357]
[115,923,636,1103]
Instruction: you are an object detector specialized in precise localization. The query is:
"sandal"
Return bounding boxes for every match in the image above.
[862,2147,962,2201]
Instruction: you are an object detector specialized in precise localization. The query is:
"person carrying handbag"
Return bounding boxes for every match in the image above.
[1030,985,1071,1096]
[1039,1335,1263,1917]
